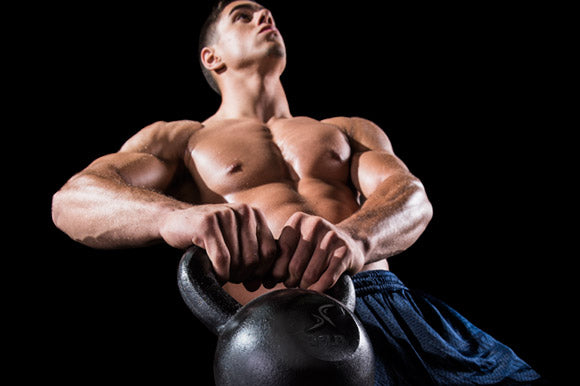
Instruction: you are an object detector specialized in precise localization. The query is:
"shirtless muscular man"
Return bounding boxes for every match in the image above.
[51,2,541,383]
[51,1,432,304]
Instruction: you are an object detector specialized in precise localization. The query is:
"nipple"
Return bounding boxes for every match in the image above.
[226,162,243,175]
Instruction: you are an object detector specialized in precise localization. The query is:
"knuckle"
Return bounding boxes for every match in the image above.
[302,224,317,240]
[200,214,216,228]
[310,216,326,230]
[213,205,229,218]
[251,206,264,218]
[325,269,342,286]
[288,259,302,278]
[326,229,338,239]
[302,216,328,239]
[223,207,236,221]
[213,251,230,268]
[245,253,259,269]
[263,244,278,262]
[312,216,323,225]
[337,257,350,274]
[245,237,259,255]
[277,240,291,256]
[286,211,305,227]
[302,271,317,285]
[234,203,251,216]
[322,230,339,248]
[249,208,261,224]
[289,211,303,220]
[191,234,204,246]
[332,249,347,262]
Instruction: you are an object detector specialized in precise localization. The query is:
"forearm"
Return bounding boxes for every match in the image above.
[52,172,192,249]
[339,174,433,264]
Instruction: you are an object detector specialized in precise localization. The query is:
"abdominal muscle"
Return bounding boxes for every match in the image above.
[220,181,389,304]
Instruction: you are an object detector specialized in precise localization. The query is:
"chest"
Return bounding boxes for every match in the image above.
[187,118,351,197]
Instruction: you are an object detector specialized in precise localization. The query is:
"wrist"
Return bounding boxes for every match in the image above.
[337,222,371,267]
[337,224,369,272]
[337,217,370,251]
[156,202,195,246]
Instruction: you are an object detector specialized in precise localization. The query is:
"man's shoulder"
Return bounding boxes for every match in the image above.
[120,120,203,158]
[321,116,383,135]
[146,119,203,135]
[137,120,203,144]
[320,116,352,128]
[321,116,392,152]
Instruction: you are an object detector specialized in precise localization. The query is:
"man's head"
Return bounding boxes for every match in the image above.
[199,0,286,95]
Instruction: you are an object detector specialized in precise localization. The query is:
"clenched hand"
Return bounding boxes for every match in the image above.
[267,212,365,292]
[160,204,277,291]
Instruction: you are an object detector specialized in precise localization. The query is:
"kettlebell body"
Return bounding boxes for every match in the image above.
[178,247,374,386]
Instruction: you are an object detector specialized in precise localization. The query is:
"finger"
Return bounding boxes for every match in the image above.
[217,208,241,282]
[299,231,340,289]
[268,215,302,285]
[285,215,329,288]
[285,235,316,288]
[308,246,349,293]
[299,245,329,289]
[234,205,259,283]
[254,208,277,278]
[201,218,231,283]
[243,278,262,292]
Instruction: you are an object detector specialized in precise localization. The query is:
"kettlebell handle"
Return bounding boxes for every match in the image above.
[177,246,356,335]
[177,247,241,334]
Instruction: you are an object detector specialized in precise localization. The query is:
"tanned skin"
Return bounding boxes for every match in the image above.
[52,1,433,304]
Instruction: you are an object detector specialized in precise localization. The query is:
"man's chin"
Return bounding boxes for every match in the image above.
[267,46,286,58]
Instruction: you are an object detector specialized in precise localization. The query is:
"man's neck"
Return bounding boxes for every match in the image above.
[213,72,292,123]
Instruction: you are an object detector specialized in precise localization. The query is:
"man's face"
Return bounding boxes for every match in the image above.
[214,1,286,70]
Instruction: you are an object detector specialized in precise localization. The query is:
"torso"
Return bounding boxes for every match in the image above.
[183,116,388,303]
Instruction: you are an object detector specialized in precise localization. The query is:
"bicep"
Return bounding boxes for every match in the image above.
[352,151,410,198]
[82,152,177,192]
[343,117,412,198]
[81,120,199,191]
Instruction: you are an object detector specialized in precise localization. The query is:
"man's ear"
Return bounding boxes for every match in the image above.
[201,47,225,72]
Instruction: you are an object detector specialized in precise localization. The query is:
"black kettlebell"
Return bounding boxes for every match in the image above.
[177,247,374,386]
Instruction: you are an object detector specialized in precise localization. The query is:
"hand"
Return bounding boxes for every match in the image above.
[267,212,365,292]
[159,204,277,291]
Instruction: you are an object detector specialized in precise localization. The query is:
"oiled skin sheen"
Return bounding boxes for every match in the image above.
[51,1,433,304]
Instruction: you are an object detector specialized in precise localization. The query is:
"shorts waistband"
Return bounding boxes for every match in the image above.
[352,270,408,296]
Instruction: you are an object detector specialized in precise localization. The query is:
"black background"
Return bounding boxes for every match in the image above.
[25,1,570,384]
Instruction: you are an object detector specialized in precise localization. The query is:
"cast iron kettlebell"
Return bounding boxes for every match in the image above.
[177,246,375,386]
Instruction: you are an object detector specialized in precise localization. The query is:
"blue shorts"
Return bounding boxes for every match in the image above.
[352,270,541,385]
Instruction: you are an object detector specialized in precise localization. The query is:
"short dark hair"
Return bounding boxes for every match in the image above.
[199,0,252,95]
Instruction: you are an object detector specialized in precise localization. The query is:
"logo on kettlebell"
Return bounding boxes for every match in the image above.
[303,303,351,353]
[306,304,344,332]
